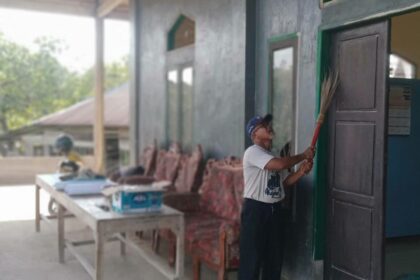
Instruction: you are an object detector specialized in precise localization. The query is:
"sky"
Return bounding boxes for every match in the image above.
[0,8,129,73]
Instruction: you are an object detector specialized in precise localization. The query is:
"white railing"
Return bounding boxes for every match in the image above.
[0,156,95,185]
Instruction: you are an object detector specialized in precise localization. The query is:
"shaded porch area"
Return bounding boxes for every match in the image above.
[0,184,238,280]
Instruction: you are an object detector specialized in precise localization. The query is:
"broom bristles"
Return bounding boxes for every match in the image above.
[311,70,339,148]
[319,70,339,116]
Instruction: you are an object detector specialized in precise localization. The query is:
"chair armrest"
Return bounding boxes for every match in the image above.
[163,192,200,212]
[219,220,240,245]
[118,175,155,185]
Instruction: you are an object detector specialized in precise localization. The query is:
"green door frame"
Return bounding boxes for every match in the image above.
[312,29,330,260]
[313,4,420,261]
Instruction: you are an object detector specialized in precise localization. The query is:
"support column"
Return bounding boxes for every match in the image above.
[35,185,40,232]
[245,0,257,148]
[94,13,105,173]
[129,0,141,166]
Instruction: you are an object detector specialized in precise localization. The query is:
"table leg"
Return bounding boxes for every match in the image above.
[175,215,185,278]
[120,232,126,256]
[95,230,105,280]
[35,185,41,232]
[58,203,65,263]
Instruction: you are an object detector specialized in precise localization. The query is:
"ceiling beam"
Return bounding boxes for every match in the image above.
[96,0,128,18]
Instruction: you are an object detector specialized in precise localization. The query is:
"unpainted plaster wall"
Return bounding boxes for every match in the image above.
[254,0,321,278]
[138,0,246,158]
[134,0,420,278]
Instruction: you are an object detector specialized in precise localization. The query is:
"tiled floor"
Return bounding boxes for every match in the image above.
[386,237,420,280]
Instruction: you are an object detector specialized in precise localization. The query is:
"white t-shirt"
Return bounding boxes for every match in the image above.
[243,144,285,203]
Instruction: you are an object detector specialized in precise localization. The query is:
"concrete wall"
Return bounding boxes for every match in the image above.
[254,0,420,279]
[135,0,420,279]
[254,0,321,279]
[138,0,246,158]
[321,0,420,28]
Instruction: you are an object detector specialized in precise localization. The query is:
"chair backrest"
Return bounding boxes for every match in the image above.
[140,140,158,176]
[199,159,244,221]
[169,142,182,153]
[231,165,245,215]
[174,144,204,193]
[153,144,182,183]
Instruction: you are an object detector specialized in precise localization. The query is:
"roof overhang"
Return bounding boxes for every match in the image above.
[0,0,129,19]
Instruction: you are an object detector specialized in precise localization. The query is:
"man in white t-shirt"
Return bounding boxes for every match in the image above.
[238,114,314,280]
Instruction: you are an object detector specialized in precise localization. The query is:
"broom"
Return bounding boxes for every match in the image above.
[310,70,339,149]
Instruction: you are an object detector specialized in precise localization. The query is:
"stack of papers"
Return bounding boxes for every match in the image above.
[53,177,113,195]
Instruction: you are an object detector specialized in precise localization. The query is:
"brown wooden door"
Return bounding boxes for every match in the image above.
[326,20,389,280]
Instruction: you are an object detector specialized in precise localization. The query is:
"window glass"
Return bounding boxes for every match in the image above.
[167,70,179,142]
[271,47,294,155]
[181,67,194,149]
[320,0,334,8]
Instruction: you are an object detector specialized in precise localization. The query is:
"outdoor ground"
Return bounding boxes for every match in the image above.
[0,185,419,280]
[0,185,238,280]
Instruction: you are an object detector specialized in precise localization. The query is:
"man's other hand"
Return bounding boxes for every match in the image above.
[303,147,315,160]
[298,160,313,175]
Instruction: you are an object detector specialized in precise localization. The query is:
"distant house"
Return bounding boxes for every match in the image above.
[1,83,129,169]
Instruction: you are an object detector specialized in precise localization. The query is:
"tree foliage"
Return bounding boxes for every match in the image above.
[0,33,128,134]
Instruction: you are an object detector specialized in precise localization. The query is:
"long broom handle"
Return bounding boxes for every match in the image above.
[310,113,325,148]
[311,123,322,148]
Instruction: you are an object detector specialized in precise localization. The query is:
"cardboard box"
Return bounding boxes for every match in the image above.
[102,181,170,213]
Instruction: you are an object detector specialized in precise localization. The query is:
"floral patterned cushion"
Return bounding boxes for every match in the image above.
[140,141,158,176]
[159,211,221,250]
[232,166,245,216]
[199,163,242,221]
[163,152,181,183]
[153,150,181,183]
[154,150,168,181]
[184,212,223,249]
[174,145,204,193]
[159,159,244,271]
[195,234,240,269]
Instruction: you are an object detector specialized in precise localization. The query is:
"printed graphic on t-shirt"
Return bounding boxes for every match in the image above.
[265,171,283,198]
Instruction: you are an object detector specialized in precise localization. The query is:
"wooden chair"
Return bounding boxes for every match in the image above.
[108,140,158,182]
[118,142,183,239]
[156,157,243,280]
[189,161,243,280]
[119,142,182,186]
[153,145,205,263]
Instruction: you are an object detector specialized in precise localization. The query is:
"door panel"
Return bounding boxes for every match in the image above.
[338,36,379,111]
[333,122,375,195]
[326,20,389,280]
[331,200,372,278]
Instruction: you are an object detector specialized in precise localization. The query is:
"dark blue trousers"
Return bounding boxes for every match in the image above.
[238,198,285,280]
